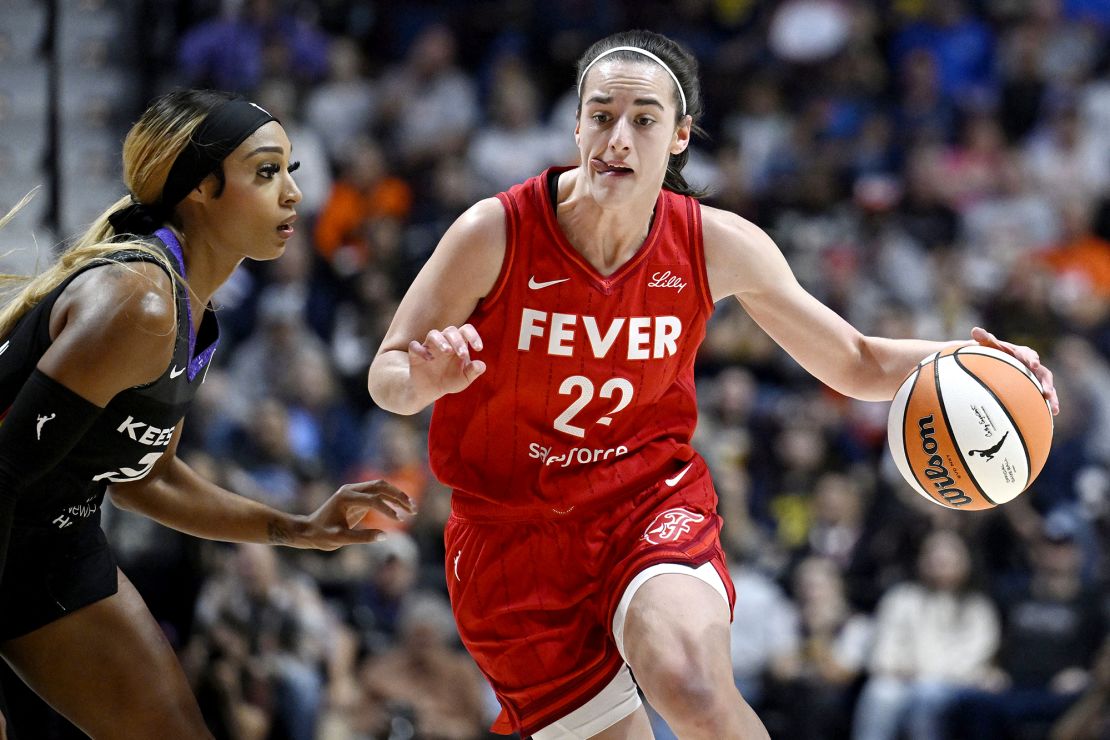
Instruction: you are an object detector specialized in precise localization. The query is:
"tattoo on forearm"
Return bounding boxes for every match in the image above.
[267,520,292,545]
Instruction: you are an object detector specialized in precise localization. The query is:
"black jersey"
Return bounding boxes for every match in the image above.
[0,228,219,532]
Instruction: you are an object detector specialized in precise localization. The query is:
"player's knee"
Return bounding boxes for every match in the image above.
[640,653,729,717]
[668,678,722,719]
[651,679,742,737]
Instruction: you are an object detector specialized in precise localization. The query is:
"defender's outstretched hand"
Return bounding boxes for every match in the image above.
[972,326,1059,415]
[408,323,486,400]
[295,480,416,550]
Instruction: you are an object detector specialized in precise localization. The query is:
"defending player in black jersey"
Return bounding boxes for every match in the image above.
[0,89,414,739]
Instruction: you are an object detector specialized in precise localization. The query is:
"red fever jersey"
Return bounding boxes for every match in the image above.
[429,167,714,517]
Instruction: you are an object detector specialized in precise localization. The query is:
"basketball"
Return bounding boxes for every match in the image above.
[887,345,1053,510]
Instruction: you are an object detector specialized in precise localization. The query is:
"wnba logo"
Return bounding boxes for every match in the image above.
[643,508,705,544]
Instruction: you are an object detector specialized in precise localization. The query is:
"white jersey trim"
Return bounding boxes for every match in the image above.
[532,664,641,740]
[533,562,729,738]
[612,561,729,661]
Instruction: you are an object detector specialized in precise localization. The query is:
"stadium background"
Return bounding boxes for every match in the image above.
[1,0,1108,738]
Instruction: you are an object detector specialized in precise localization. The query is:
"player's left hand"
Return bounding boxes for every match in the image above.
[295,479,416,550]
[972,327,1059,415]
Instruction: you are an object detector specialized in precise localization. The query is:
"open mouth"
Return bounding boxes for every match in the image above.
[277,215,297,238]
[591,158,634,175]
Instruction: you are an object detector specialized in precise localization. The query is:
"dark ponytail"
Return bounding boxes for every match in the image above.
[576,30,707,198]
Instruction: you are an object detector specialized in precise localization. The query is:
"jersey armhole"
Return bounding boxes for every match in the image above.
[687,199,714,316]
[475,192,518,314]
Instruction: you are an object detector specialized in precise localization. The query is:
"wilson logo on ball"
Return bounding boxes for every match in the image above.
[917,415,972,508]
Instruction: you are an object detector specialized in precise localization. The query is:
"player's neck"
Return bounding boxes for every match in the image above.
[557,172,656,276]
[170,228,240,313]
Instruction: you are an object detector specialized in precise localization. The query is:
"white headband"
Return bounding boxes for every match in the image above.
[577,46,687,116]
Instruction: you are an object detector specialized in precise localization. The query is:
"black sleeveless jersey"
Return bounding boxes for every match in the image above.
[0,228,219,532]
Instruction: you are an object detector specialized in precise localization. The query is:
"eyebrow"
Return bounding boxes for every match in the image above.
[243,145,286,158]
[584,94,665,111]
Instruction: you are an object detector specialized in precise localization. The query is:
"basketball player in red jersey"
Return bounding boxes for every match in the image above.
[369,30,1059,739]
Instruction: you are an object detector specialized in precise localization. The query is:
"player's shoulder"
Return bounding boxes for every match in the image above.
[454,197,507,236]
[61,257,177,340]
[698,204,771,247]
[43,254,179,395]
[699,205,782,268]
[698,206,790,300]
[440,197,507,261]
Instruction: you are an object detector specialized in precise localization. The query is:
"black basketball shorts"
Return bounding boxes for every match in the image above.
[0,523,119,641]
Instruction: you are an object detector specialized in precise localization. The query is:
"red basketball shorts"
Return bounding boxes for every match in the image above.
[443,457,735,737]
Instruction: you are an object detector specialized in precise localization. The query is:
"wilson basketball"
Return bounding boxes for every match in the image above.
[887,345,1053,510]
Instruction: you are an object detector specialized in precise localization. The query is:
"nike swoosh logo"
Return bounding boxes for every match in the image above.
[528,276,570,290]
[0,341,9,355]
[169,365,186,379]
[665,463,695,487]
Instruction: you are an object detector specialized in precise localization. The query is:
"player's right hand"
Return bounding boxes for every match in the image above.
[408,323,486,400]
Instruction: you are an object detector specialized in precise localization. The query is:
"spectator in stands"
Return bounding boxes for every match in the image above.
[176,0,329,94]
[188,543,338,740]
[378,24,479,170]
[347,533,422,653]
[304,37,378,161]
[357,591,490,739]
[313,137,412,280]
[946,509,1107,738]
[1024,95,1110,208]
[467,58,569,194]
[1038,197,1110,299]
[277,349,363,481]
[1049,635,1110,740]
[764,556,874,739]
[852,529,1000,740]
[890,0,997,106]
[224,287,330,418]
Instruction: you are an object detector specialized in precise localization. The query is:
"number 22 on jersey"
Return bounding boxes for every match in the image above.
[554,375,634,437]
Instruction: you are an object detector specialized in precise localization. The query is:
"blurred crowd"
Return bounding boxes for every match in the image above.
[75,0,1110,737]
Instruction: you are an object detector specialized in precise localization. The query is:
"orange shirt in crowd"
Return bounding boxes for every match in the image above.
[314,178,413,262]
[1039,233,1110,297]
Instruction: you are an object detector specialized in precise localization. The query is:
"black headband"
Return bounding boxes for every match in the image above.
[109,98,278,236]
[161,99,277,208]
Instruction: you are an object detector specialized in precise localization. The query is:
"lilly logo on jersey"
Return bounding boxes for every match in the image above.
[643,507,705,544]
[518,309,682,360]
[648,270,687,293]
